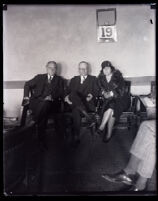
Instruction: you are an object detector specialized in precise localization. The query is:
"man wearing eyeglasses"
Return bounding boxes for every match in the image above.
[64,61,98,145]
[23,61,64,150]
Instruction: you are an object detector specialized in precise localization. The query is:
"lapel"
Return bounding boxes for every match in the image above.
[103,73,117,90]
[51,74,57,86]
[43,73,57,85]
[79,75,89,84]
[78,76,81,85]
[43,74,48,84]
[40,74,58,94]
[100,76,108,91]
[38,74,47,94]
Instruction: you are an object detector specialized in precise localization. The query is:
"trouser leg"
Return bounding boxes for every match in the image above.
[53,114,66,139]
[129,121,156,178]
[33,101,52,141]
[137,148,156,179]
[124,154,141,175]
[72,107,82,138]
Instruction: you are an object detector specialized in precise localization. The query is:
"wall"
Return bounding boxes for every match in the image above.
[3,4,156,118]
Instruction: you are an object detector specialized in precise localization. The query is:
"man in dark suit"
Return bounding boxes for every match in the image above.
[64,61,98,144]
[23,61,64,149]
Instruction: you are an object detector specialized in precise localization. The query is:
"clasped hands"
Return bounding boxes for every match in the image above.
[102,90,113,99]
[64,93,93,105]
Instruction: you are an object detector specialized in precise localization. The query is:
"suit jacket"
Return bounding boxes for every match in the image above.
[66,75,98,99]
[24,74,64,100]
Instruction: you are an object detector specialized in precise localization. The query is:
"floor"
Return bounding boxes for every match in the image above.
[9,124,157,196]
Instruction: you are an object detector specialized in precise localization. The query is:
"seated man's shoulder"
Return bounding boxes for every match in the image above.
[91,75,96,78]
[89,75,97,80]
[28,74,44,80]
[71,76,79,81]
[56,75,66,83]
[36,73,46,78]
[26,74,46,83]
[55,74,62,79]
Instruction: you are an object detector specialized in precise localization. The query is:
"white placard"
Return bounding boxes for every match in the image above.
[97,25,117,42]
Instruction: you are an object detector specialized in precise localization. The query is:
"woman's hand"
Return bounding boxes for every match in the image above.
[102,90,114,99]
[103,92,111,99]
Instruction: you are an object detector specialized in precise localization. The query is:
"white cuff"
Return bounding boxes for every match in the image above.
[110,91,114,97]
[24,97,29,99]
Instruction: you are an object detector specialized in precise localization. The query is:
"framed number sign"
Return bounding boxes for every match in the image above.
[96,8,117,42]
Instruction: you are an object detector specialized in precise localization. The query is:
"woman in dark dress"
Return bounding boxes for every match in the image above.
[96,61,131,142]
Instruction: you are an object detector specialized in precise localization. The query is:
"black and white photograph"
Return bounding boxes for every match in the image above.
[2,3,156,196]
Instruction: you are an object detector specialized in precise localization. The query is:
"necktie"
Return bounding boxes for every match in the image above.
[48,77,51,84]
[48,76,53,84]
[81,76,86,84]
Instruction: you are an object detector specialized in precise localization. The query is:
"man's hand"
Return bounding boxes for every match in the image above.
[24,97,29,100]
[22,97,30,106]
[44,95,53,101]
[64,95,72,105]
[86,93,93,102]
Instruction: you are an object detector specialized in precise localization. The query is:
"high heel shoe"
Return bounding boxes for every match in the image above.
[103,136,111,143]
[102,133,112,143]
[102,128,115,143]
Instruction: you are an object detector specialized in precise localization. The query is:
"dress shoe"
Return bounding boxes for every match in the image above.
[128,185,147,192]
[102,130,114,143]
[102,170,134,185]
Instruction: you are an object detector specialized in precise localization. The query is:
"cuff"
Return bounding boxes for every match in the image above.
[110,91,114,97]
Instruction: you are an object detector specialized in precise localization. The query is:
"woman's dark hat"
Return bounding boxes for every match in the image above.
[101,61,112,69]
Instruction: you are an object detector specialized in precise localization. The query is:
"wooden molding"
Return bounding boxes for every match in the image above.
[3,76,155,89]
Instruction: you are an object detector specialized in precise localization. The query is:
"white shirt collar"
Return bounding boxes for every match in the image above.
[81,75,87,79]
[80,75,87,84]
[48,74,54,80]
